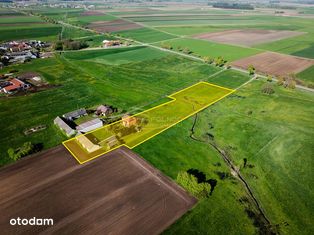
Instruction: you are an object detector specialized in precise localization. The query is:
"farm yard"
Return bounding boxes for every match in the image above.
[0,2,313,235]
[0,146,196,234]
[63,82,233,164]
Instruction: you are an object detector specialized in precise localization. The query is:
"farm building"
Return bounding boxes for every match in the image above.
[54,116,76,137]
[102,40,122,48]
[100,135,119,149]
[0,78,30,94]
[63,108,87,121]
[76,118,103,133]
[122,115,138,128]
[95,105,113,116]
[76,135,101,153]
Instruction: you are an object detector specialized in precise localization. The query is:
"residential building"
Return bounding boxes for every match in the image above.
[0,78,30,94]
[122,115,138,128]
[76,135,101,153]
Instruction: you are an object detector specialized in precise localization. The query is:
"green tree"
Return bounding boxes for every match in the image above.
[248,65,255,75]
[266,75,273,82]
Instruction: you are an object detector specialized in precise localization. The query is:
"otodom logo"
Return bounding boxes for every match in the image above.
[10,217,53,226]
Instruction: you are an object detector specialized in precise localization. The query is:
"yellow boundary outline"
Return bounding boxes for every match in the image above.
[63,82,235,164]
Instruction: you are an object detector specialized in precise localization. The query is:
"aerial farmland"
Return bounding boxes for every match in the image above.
[0,1,313,235]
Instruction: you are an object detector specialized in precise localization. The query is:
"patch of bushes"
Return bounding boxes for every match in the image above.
[7,142,40,161]
[261,83,275,94]
[248,64,255,75]
[176,169,218,198]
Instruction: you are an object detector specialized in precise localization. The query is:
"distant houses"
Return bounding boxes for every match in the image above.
[0,40,50,67]
[102,40,123,48]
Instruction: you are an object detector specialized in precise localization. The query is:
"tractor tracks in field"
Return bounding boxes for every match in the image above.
[189,112,276,235]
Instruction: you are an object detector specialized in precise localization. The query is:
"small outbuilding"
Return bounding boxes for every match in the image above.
[63,108,87,121]
[122,115,138,128]
[95,105,113,117]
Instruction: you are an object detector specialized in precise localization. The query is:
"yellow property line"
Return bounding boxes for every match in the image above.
[63,82,235,164]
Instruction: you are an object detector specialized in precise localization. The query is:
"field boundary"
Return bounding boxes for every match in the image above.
[63,81,234,164]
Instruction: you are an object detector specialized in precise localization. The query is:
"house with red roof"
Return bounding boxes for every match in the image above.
[0,78,30,94]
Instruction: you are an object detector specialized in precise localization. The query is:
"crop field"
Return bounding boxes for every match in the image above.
[192,29,304,47]
[157,38,261,61]
[0,8,62,42]
[297,65,314,86]
[232,52,314,76]
[135,80,314,235]
[63,82,233,164]
[87,19,142,33]
[0,146,196,234]
[64,46,169,65]
[207,69,251,89]
[114,27,176,43]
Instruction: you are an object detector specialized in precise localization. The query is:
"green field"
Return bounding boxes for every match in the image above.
[64,82,233,163]
[115,27,177,43]
[297,65,314,87]
[0,9,62,42]
[0,4,313,235]
[157,38,261,61]
[64,46,169,65]
[207,69,251,89]
[0,48,224,166]
[135,79,314,235]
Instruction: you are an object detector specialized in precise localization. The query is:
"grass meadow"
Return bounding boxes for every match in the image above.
[135,79,314,235]
[157,38,261,61]
[0,47,224,166]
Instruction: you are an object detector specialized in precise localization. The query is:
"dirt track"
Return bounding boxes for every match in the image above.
[231,52,314,76]
[193,29,304,47]
[0,146,196,235]
[88,19,142,32]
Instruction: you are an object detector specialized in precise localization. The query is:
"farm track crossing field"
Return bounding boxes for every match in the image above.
[0,146,196,235]
[63,82,234,164]
[192,29,305,47]
[231,51,314,76]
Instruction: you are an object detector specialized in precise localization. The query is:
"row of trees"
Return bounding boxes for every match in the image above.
[204,56,227,67]
[54,39,88,51]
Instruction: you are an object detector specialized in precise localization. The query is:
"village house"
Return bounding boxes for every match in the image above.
[54,116,76,137]
[95,105,113,117]
[76,135,101,153]
[122,115,138,128]
[76,118,103,133]
[0,78,30,94]
[102,40,122,48]
[63,108,87,121]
